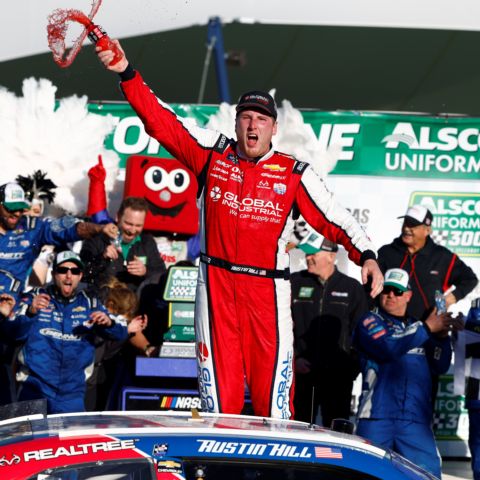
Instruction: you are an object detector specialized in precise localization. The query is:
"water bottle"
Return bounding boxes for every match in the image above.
[435,290,446,314]
[112,232,122,251]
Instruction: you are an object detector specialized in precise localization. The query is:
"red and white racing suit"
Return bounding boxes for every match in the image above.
[120,71,377,419]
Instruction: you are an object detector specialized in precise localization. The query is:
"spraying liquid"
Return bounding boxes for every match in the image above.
[47,6,121,68]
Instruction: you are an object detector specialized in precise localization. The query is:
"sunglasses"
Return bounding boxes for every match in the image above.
[382,286,404,296]
[55,266,82,276]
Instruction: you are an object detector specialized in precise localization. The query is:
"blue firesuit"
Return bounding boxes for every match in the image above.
[0,215,80,285]
[354,308,452,478]
[465,299,480,480]
[1,285,128,414]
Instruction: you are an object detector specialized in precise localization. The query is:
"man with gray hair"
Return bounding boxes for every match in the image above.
[378,205,477,321]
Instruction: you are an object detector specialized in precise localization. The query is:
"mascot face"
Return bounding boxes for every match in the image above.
[124,156,198,234]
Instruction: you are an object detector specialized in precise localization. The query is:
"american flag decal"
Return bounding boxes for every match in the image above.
[314,446,343,459]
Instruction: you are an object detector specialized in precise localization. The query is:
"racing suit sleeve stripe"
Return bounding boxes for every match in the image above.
[295,166,377,266]
[120,72,221,176]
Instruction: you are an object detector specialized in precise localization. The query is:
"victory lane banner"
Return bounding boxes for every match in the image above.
[89,102,480,181]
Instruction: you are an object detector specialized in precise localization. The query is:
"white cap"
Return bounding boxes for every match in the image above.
[384,268,411,292]
[0,183,30,211]
[398,205,433,227]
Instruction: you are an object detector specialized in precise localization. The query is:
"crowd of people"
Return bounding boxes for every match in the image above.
[0,37,478,480]
[0,176,477,478]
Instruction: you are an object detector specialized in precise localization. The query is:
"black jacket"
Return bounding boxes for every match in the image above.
[291,268,368,377]
[80,232,166,292]
[378,236,478,321]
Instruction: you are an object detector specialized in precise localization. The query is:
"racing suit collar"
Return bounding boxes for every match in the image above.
[377,307,410,324]
[48,284,79,304]
[235,142,275,164]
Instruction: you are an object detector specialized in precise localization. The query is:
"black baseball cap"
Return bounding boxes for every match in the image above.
[236,90,277,119]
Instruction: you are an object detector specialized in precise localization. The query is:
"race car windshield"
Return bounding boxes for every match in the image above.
[27,458,153,479]
[28,458,384,480]
[183,460,383,480]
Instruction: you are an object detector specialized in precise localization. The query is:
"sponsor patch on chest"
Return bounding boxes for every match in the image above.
[298,287,314,299]
[331,291,348,297]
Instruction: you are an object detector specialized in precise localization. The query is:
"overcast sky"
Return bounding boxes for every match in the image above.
[3,0,480,62]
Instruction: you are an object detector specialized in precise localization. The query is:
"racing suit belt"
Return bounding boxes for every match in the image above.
[200,253,290,279]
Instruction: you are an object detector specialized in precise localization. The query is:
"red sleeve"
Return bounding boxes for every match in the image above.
[295,166,377,266]
[120,72,222,176]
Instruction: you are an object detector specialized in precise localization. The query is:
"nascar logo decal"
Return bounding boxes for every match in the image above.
[160,395,202,410]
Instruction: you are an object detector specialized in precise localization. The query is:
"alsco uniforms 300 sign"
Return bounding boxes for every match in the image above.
[120,70,377,419]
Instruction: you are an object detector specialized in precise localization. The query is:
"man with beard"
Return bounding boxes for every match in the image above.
[0,182,119,405]
[0,251,145,414]
[80,196,166,293]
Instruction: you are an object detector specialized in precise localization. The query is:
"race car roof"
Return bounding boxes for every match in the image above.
[0,410,386,457]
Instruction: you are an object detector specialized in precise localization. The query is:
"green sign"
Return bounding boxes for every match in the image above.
[163,266,198,302]
[169,302,195,326]
[89,103,217,168]
[434,375,469,441]
[163,325,195,342]
[304,111,480,180]
[409,192,480,257]
[90,102,480,180]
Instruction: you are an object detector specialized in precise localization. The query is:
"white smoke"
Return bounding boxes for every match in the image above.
[0,78,337,218]
[0,77,120,215]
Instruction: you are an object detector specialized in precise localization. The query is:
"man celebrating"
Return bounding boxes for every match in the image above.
[0,181,119,406]
[81,196,165,293]
[291,232,368,425]
[378,204,477,321]
[0,251,144,414]
[355,268,458,477]
[94,41,383,419]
